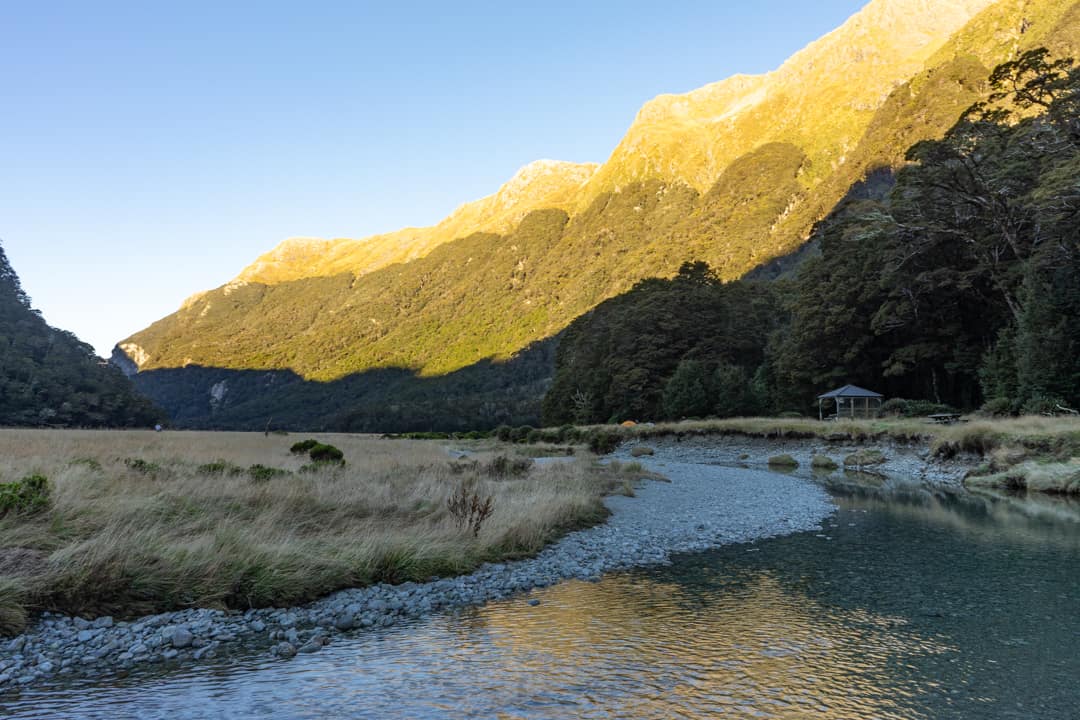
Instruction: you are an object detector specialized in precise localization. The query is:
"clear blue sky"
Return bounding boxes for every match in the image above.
[1,0,866,356]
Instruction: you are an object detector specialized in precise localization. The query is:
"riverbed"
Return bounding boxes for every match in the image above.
[3,458,1079,718]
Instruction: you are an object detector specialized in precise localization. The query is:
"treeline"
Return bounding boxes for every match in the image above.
[544,50,1080,423]
[0,242,162,427]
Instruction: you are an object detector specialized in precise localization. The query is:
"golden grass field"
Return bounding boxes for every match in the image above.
[0,430,644,635]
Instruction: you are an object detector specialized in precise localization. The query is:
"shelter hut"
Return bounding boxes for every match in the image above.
[817,384,883,420]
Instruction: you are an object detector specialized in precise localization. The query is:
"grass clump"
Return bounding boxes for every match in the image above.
[630,446,655,457]
[484,455,533,477]
[965,458,1080,494]
[811,455,839,470]
[0,579,28,636]
[124,457,160,475]
[0,474,51,516]
[767,454,799,468]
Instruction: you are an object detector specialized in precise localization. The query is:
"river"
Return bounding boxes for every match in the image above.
[3,475,1078,719]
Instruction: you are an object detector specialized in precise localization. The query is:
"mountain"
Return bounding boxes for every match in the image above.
[230,159,599,287]
[117,0,1080,430]
[0,242,161,427]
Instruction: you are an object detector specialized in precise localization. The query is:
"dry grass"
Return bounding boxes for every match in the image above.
[590,415,1080,457]
[0,430,641,633]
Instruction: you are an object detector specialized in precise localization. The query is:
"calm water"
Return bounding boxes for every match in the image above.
[4,477,1079,719]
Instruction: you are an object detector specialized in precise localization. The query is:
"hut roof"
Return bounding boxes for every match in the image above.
[817,384,883,400]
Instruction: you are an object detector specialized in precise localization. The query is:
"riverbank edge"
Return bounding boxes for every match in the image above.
[0,457,834,697]
[622,434,977,489]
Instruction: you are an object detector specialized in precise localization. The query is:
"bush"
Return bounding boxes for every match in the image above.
[0,474,51,516]
[124,457,160,475]
[509,425,534,443]
[978,398,1017,417]
[1021,395,1066,416]
[290,439,319,455]
[494,425,513,442]
[197,460,245,476]
[447,481,495,537]
[880,398,958,418]
[247,464,290,482]
[309,443,345,464]
[587,430,623,455]
[557,425,580,443]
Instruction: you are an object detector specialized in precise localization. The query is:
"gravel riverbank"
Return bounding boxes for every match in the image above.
[0,451,834,694]
[627,434,974,488]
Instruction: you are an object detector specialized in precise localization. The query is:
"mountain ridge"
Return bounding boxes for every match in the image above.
[117,0,1080,428]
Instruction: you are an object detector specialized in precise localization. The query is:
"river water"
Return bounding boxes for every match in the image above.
[4,477,1078,719]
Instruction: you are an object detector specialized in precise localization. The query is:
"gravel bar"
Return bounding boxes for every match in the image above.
[0,448,834,693]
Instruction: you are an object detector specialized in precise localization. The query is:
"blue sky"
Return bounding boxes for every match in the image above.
[1,0,866,356]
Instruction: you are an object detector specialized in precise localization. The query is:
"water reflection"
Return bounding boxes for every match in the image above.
[4,483,1078,719]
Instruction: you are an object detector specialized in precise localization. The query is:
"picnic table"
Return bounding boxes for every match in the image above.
[928,413,961,425]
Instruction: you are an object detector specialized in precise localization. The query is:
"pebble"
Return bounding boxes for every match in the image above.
[0,447,834,694]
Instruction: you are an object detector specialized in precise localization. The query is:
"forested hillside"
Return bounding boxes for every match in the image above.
[544,50,1080,423]
[0,242,161,427]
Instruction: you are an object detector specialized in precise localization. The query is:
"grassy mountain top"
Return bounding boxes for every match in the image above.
[233,159,598,287]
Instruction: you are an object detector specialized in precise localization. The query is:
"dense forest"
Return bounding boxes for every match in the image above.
[0,242,162,427]
[544,50,1080,424]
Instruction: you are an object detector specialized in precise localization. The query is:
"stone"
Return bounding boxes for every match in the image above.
[273,642,297,659]
[165,626,191,648]
[527,599,541,607]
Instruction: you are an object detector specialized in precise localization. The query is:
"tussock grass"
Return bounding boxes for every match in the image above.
[0,430,638,630]
[965,459,1080,494]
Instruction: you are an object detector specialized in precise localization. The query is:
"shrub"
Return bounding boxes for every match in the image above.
[978,398,1017,417]
[880,398,958,418]
[0,474,51,516]
[447,481,495,537]
[509,425,534,443]
[309,443,345,464]
[290,439,319,455]
[1021,395,1066,416]
[557,425,580,443]
[124,457,159,474]
[197,460,245,476]
[587,430,623,455]
[247,464,291,482]
[494,425,513,442]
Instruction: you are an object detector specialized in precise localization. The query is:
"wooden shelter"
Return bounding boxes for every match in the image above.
[818,384,883,420]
